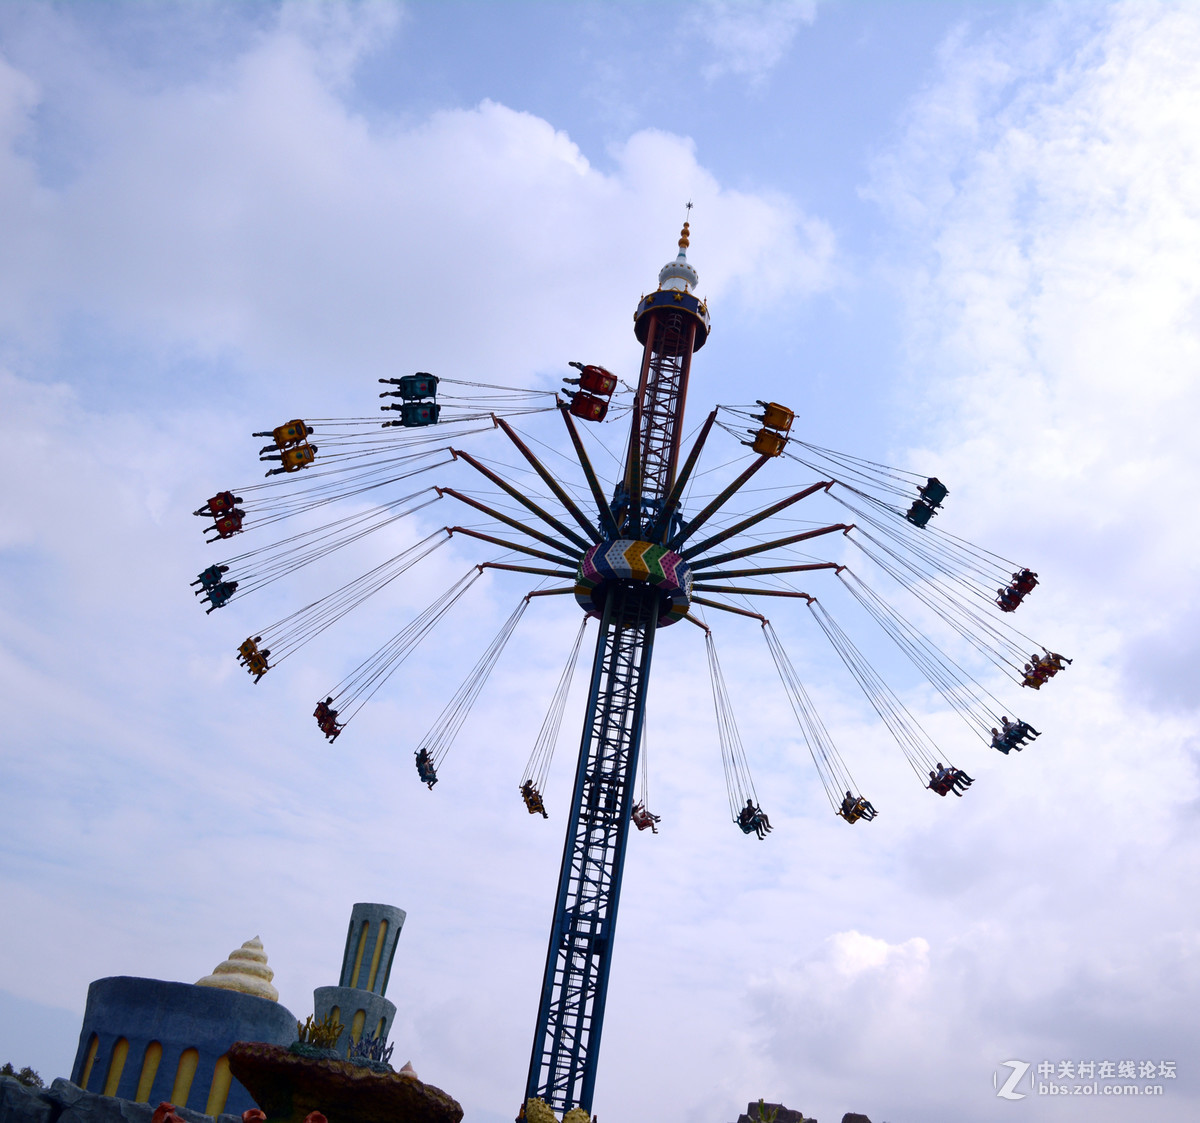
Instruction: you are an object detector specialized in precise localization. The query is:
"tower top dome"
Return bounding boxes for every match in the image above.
[657,222,699,293]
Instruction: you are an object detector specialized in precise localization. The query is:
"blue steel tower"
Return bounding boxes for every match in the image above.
[524,222,710,1114]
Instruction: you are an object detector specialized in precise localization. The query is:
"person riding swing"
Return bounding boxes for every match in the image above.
[415,747,438,789]
[738,798,772,839]
[314,697,342,742]
[840,790,878,822]
[631,801,661,833]
[520,780,548,818]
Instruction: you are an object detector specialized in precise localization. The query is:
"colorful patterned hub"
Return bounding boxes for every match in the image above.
[575,540,693,627]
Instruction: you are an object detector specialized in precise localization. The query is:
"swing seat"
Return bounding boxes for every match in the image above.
[269,420,311,449]
[202,492,238,516]
[198,565,226,589]
[521,783,547,816]
[206,582,236,607]
[569,365,617,397]
[755,401,794,434]
[280,443,316,470]
[243,654,268,676]
[415,750,438,786]
[906,500,935,527]
[631,803,659,831]
[213,511,245,538]
[384,374,438,401]
[840,797,872,823]
[919,478,948,507]
[568,392,608,422]
[748,428,787,457]
[397,402,441,427]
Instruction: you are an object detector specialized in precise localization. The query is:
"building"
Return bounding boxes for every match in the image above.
[67,903,405,1117]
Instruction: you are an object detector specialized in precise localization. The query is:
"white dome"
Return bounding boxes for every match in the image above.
[658,254,699,292]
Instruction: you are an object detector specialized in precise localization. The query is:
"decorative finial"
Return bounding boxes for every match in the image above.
[195,935,279,1001]
[659,208,700,292]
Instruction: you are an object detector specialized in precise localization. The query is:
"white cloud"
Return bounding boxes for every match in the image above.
[868,1,1200,698]
[690,0,820,83]
[0,5,835,401]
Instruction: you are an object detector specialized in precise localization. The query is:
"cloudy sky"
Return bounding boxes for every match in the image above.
[2,2,1199,1122]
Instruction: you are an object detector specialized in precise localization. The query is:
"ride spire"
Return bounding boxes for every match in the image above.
[524,221,710,1114]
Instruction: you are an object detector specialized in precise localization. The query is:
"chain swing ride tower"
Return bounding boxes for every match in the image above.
[194,206,1065,1120]
[524,223,711,1113]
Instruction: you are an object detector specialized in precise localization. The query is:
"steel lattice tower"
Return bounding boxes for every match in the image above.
[524,223,711,1114]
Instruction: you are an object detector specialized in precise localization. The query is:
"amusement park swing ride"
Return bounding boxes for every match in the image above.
[192,217,1068,1116]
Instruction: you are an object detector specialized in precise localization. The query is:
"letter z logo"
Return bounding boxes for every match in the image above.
[994,1060,1032,1100]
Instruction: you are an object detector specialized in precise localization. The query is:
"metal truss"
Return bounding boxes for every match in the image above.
[525,580,659,1112]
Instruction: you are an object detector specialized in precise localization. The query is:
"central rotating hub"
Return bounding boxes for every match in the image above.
[574,540,693,627]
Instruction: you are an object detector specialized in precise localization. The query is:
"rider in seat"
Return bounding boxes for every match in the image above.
[237,637,270,682]
[415,747,438,789]
[928,769,953,795]
[254,420,313,455]
[204,508,246,541]
[939,763,973,792]
[997,568,1039,611]
[738,799,772,839]
[905,500,935,527]
[520,780,549,818]
[990,727,1016,753]
[919,477,949,507]
[991,717,1039,753]
[263,444,318,476]
[839,790,878,822]
[1012,568,1039,595]
[1002,715,1039,745]
[631,801,661,833]
[244,651,269,682]
[314,697,342,742]
[203,580,238,612]
[192,564,229,592]
[929,765,972,796]
[1033,649,1072,678]
[194,492,243,518]
[996,585,1021,612]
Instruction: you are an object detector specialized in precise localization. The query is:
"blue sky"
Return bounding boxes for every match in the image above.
[2,3,1199,1122]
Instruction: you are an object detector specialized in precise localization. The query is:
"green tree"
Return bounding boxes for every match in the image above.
[0,1063,44,1088]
